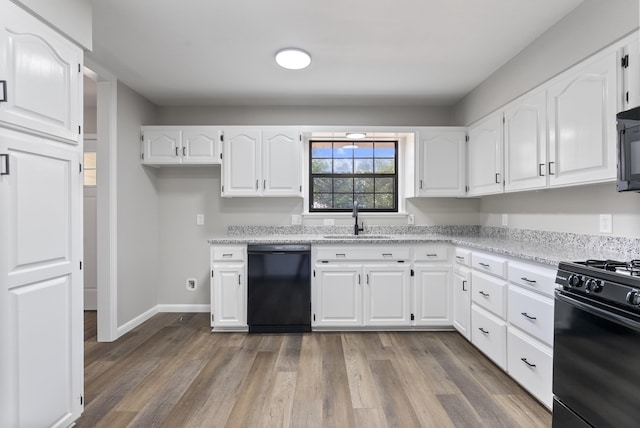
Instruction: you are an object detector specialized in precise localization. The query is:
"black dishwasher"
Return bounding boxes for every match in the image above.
[247,244,311,333]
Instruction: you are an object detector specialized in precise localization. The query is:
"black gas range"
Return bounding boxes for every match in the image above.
[553,259,640,428]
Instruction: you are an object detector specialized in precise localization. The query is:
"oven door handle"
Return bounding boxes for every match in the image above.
[556,291,640,332]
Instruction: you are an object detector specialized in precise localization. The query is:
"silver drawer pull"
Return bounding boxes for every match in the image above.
[479,291,490,297]
[222,253,233,258]
[382,253,393,257]
[521,277,537,283]
[456,256,465,260]
[521,312,537,320]
[426,253,438,257]
[479,262,490,268]
[478,327,489,334]
[521,357,536,368]
[336,253,346,258]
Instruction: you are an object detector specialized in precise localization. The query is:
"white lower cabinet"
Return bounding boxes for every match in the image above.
[452,267,471,340]
[364,265,412,326]
[471,305,507,369]
[414,265,452,326]
[314,264,362,327]
[210,246,246,330]
[507,328,553,409]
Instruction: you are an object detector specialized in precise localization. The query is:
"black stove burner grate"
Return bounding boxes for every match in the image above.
[583,259,640,276]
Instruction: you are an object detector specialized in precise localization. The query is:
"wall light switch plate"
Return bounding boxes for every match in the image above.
[599,214,613,234]
[407,214,415,225]
[291,214,302,225]
[196,214,205,225]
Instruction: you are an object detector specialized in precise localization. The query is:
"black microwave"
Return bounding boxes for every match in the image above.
[617,106,640,192]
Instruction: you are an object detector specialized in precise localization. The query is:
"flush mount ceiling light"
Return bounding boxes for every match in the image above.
[275,48,311,70]
[346,132,366,140]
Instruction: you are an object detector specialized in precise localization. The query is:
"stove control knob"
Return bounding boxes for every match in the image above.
[626,289,640,306]
[585,279,603,293]
[568,274,583,288]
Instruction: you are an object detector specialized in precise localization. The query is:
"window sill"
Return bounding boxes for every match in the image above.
[302,212,408,219]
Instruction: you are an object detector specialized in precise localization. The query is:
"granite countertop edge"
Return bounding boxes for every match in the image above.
[207,233,629,267]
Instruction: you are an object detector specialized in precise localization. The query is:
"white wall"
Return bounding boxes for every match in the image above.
[116,82,160,325]
[10,0,92,49]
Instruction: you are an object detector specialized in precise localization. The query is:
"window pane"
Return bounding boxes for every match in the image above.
[354,177,374,193]
[334,193,354,209]
[374,158,395,173]
[311,159,332,173]
[84,152,96,169]
[375,193,395,209]
[333,142,353,158]
[311,142,333,158]
[313,177,332,193]
[333,159,353,174]
[354,158,373,174]
[84,169,96,186]
[353,143,373,158]
[313,193,333,209]
[374,142,396,158]
[375,177,394,193]
[333,178,353,193]
[354,194,374,209]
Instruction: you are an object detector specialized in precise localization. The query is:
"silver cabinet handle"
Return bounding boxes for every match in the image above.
[358,274,361,285]
[456,256,465,261]
[255,180,259,190]
[0,81,6,102]
[479,327,489,334]
[0,154,9,176]
[479,291,490,297]
[419,179,423,189]
[521,312,537,320]
[548,161,555,175]
[238,274,241,285]
[366,274,369,284]
[462,280,467,292]
[479,262,490,268]
[521,277,536,283]
[263,179,266,189]
[382,253,393,257]
[521,358,536,368]
[175,147,179,156]
[183,147,186,156]
[495,173,500,184]
[539,163,545,177]
[426,253,438,257]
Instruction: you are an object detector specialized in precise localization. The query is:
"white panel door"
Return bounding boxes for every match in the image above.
[453,268,471,340]
[222,128,260,196]
[262,128,301,197]
[414,265,452,327]
[0,128,82,427]
[314,265,362,327]
[0,2,82,143]
[364,265,411,326]
[142,128,181,164]
[547,49,618,187]
[212,263,246,328]
[504,90,548,192]
[467,112,503,196]
[416,128,466,196]
[182,127,220,164]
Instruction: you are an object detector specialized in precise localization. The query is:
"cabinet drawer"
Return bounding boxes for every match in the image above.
[315,246,411,261]
[472,253,507,279]
[508,286,554,346]
[211,246,246,261]
[414,245,449,262]
[454,248,471,266]
[471,271,506,318]
[508,262,556,298]
[507,328,553,409]
[471,305,507,369]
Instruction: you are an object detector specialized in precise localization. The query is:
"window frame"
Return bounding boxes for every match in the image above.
[308,139,399,213]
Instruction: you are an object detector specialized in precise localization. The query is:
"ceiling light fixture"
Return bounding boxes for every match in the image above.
[275,48,311,70]
[346,132,366,140]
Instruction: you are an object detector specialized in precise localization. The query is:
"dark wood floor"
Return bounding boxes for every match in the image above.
[78,311,551,427]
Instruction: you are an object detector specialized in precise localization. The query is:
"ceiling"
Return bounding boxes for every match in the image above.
[90,0,584,107]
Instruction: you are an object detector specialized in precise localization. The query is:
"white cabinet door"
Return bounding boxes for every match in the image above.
[222,128,261,196]
[621,36,640,111]
[142,128,181,164]
[504,90,548,192]
[262,128,301,196]
[364,265,411,326]
[416,128,466,196]
[467,112,503,196]
[182,127,220,164]
[0,2,82,143]
[212,263,246,328]
[0,129,83,428]
[314,265,362,327]
[547,49,618,187]
[414,265,452,327]
[453,267,471,340]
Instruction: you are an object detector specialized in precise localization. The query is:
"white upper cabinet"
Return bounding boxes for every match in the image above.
[620,35,640,111]
[467,112,503,196]
[141,126,220,165]
[547,49,618,187]
[503,89,547,192]
[221,127,302,197]
[415,127,466,197]
[0,1,82,143]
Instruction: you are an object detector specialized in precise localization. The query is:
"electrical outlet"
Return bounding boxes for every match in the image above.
[323,218,335,226]
[599,214,613,234]
[291,214,302,225]
[196,214,205,225]
[502,214,508,226]
[186,278,197,291]
[407,214,415,225]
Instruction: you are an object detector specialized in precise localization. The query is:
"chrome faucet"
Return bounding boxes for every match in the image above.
[353,201,364,235]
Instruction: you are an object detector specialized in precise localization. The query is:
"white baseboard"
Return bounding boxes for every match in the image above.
[84,288,97,310]
[157,304,211,313]
[117,306,158,337]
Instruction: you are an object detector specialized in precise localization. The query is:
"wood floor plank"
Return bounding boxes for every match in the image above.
[94,410,137,428]
[437,393,485,428]
[493,394,552,428]
[275,334,302,372]
[354,408,388,428]
[293,334,323,401]
[341,333,383,409]
[259,371,297,427]
[290,400,323,428]
[369,359,422,427]
[321,334,356,427]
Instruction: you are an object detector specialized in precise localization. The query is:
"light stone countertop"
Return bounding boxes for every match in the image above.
[208,231,639,267]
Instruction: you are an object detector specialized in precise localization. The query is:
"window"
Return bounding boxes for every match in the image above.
[309,140,398,212]
[83,151,96,186]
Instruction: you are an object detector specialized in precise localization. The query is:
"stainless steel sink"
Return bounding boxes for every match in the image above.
[322,234,391,239]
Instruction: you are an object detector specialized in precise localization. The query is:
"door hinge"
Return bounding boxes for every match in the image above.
[141,153,144,160]
[80,395,83,405]
[299,134,302,141]
[410,269,414,276]
[313,270,315,277]
[140,132,144,142]
[220,134,224,142]
[411,313,415,321]
[221,185,224,192]
[79,163,83,173]
[622,54,630,68]
[211,269,214,277]
[502,116,505,124]
[465,135,469,142]
[211,314,214,322]
[313,314,316,322]
[299,185,302,192]
[78,64,81,73]
[78,125,81,135]
[80,261,83,270]
[465,185,469,193]
[220,152,223,160]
